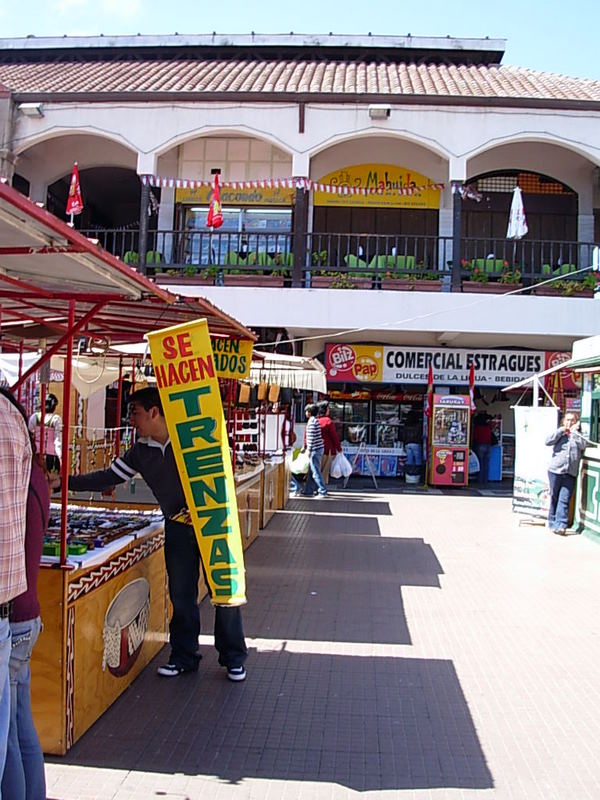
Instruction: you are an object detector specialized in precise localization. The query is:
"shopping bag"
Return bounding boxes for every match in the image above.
[290,449,310,475]
[331,452,353,479]
[339,453,353,478]
[330,452,344,479]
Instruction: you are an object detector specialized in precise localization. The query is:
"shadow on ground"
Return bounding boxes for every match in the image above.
[51,649,493,792]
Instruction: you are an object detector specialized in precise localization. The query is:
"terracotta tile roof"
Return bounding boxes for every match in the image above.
[1,59,599,103]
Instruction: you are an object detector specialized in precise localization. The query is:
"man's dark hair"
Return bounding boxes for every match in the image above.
[129,387,164,415]
[317,401,329,417]
[305,403,318,417]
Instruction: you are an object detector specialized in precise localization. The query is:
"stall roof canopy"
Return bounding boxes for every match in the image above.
[0,181,255,344]
[250,351,327,393]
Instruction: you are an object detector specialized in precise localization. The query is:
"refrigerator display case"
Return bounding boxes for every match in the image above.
[430,394,471,486]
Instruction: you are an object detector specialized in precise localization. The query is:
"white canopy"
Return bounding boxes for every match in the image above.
[250,351,327,393]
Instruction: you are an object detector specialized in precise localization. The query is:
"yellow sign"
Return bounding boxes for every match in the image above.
[210,337,254,380]
[147,320,246,606]
[325,343,384,383]
[176,185,294,206]
[314,164,441,209]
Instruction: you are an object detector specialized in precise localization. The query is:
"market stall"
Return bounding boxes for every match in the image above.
[0,181,256,754]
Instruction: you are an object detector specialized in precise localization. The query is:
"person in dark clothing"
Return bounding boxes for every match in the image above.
[472,412,494,486]
[64,387,248,681]
[317,401,342,485]
[545,411,588,535]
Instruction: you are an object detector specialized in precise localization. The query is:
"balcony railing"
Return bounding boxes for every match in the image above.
[80,228,599,288]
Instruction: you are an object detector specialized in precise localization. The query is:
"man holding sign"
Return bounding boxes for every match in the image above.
[65,385,248,681]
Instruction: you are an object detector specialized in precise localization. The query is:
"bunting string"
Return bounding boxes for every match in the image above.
[141,175,445,196]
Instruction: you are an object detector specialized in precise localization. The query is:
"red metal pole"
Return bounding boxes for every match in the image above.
[59,300,75,567]
[17,340,24,404]
[39,382,47,461]
[115,356,123,457]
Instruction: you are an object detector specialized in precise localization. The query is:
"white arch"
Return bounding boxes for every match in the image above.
[153,125,296,160]
[13,126,139,158]
[464,132,600,169]
[306,128,452,164]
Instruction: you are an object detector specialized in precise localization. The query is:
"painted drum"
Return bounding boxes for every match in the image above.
[102,577,150,677]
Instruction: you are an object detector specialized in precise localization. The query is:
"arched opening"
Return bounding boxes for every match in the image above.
[463,170,577,242]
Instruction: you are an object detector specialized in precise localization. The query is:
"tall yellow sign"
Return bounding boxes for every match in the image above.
[146,319,246,606]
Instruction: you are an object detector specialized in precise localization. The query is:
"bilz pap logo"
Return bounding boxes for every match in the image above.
[329,344,356,373]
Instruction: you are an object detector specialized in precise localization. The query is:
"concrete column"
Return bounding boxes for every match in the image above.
[451,181,463,291]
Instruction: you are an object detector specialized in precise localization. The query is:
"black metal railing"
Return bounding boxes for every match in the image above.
[79,228,599,289]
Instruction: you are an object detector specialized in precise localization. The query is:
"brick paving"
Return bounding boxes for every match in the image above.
[45,487,600,800]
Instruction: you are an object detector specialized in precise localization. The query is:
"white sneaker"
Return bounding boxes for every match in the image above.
[227,666,247,682]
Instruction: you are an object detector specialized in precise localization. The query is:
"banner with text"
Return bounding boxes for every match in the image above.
[147,319,246,605]
[210,337,254,380]
[512,405,558,518]
[326,344,549,387]
[314,164,442,209]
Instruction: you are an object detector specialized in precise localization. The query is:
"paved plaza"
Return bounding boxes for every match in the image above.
[45,486,600,800]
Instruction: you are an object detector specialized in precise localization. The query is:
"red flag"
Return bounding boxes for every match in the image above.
[468,363,477,411]
[206,173,224,229]
[424,364,434,417]
[66,162,84,216]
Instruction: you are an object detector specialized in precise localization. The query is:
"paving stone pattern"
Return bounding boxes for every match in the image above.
[46,489,600,799]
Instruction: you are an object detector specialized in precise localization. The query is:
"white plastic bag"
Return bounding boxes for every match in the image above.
[290,449,310,475]
[331,452,353,479]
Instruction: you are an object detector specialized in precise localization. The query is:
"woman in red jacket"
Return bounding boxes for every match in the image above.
[317,401,342,484]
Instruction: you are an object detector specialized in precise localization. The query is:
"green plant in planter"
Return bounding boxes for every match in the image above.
[183,264,198,277]
[312,250,328,267]
[499,265,522,284]
[552,278,596,296]
[466,264,489,283]
[582,272,598,291]
[325,271,357,289]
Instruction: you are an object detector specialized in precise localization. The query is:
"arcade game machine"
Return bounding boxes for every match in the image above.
[430,394,471,486]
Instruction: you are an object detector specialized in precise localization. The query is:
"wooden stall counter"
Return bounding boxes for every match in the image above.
[32,508,168,755]
[235,462,263,550]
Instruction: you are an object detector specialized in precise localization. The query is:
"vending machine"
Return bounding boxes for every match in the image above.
[430,394,471,486]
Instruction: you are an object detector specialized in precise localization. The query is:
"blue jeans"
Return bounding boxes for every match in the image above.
[290,473,303,494]
[1,617,45,800]
[0,618,10,795]
[303,448,327,495]
[474,443,491,485]
[547,471,576,531]
[164,521,247,670]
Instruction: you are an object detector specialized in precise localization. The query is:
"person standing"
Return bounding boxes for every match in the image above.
[2,399,48,800]
[545,411,588,536]
[302,404,328,498]
[317,401,342,485]
[472,412,493,487]
[0,388,32,791]
[61,387,248,681]
[28,394,62,475]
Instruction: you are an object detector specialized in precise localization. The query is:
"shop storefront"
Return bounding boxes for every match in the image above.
[175,185,294,266]
[324,342,576,480]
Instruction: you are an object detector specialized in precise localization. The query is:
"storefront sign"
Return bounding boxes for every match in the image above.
[210,337,254,380]
[544,351,581,392]
[147,319,246,606]
[325,344,547,387]
[314,164,441,209]
[176,185,294,206]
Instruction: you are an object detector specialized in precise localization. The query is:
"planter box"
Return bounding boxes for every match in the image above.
[223,274,284,287]
[533,286,593,298]
[310,276,373,289]
[155,274,214,285]
[462,281,523,294]
[382,279,442,292]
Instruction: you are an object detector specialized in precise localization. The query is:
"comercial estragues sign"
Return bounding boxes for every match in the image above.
[325,344,545,387]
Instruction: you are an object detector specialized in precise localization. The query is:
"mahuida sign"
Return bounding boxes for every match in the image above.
[325,343,545,387]
[147,319,246,606]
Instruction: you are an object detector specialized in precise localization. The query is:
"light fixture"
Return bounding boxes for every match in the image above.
[368,104,391,120]
[18,102,44,118]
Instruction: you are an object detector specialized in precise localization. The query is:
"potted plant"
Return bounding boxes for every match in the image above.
[154,265,217,285]
[534,273,596,297]
[382,270,442,291]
